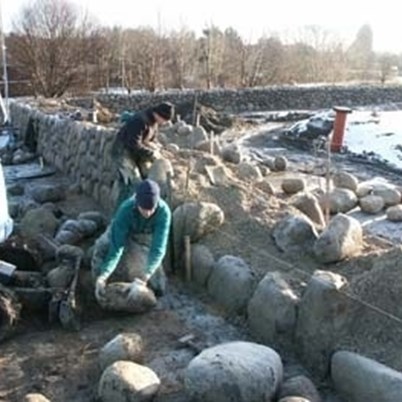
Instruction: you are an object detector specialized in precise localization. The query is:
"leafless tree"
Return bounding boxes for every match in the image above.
[10,0,97,97]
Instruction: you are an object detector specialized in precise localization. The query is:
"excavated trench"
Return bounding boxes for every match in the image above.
[0,148,343,401]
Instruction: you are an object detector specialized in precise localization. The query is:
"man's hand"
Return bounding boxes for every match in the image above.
[95,276,107,302]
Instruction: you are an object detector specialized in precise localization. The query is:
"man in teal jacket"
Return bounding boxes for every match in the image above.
[92,179,171,302]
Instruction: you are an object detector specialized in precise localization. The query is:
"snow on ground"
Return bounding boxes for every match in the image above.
[344,110,402,169]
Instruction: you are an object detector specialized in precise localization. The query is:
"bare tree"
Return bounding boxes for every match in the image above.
[198,25,225,89]
[166,27,197,89]
[10,0,97,97]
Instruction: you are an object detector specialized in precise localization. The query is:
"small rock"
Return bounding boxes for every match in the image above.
[279,375,322,402]
[195,140,221,155]
[292,192,325,226]
[177,124,193,136]
[322,188,358,214]
[99,282,157,313]
[54,230,82,245]
[238,163,263,181]
[278,398,310,402]
[255,181,275,195]
[359,195,384,214]
[56,245,84,263]
[98,361,160,402]
[166,143,180,153]
[76,219,98,237]
[386,205,402,222]
[221,144,243,164]
[23,394,51,402]
[20,207,58,239]
[333,171,359,192]
[190,126,208,147]
[8,201,19,218]
[47,265,75,288]
[282,178,305,194]
[259,166,271,176]
[372,184,401,206]
[78,211,105,228]
[31,185,65,203]
[274,156,288,171]
[99,333,144,371]
[7,183,24,196]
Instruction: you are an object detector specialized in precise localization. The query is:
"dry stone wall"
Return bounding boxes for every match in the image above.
[9,102,118,212]
[71,85,402,113]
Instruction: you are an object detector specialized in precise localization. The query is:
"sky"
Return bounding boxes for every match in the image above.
[2,0,402,53]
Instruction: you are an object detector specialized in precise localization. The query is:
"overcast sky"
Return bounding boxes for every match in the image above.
[2,0,401,53]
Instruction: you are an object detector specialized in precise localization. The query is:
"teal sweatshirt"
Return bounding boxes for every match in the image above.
[99,196,171,279]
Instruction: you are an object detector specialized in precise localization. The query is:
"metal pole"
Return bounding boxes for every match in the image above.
[0,0,10,123]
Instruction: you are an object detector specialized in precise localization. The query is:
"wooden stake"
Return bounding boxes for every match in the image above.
[210,130,215,155]
[184,235,191,282]
[324,133,332,226]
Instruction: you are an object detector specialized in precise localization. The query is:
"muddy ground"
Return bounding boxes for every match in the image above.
[2,110,402,401]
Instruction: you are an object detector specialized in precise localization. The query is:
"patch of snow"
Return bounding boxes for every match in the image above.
[344,110,402,170]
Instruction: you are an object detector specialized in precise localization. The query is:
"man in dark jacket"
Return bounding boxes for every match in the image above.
[111,102,174,206]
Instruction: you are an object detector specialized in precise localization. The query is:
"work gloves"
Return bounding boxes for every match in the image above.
[95,275,108,303]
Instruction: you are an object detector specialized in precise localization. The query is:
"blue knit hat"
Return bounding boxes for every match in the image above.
[136,179,160,210]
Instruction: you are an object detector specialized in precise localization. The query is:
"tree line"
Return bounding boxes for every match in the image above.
[3,0,402,97]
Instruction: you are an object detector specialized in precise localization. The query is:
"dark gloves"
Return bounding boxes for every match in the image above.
[137,147,155,162]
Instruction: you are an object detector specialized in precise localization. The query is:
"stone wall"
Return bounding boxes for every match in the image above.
[70,85,402,114]
[9,101,118,213]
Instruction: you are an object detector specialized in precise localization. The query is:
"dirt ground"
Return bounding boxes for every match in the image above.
[2,112,402,401]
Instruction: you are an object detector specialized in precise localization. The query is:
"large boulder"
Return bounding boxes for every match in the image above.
[332,351,402,402]
[173,202,224,262]
[99,333,144,371]
[208,256,256,314]
[147,158,174,197]
[273,214,318,254]
[248,272,299,345]
[98,361,160,402]
[295,270,349,378]
[314,214,363,263]
[184,341,283,402]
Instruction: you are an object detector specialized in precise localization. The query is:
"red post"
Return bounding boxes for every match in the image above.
[330,106,352,152]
